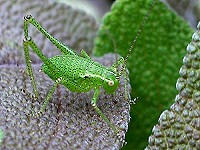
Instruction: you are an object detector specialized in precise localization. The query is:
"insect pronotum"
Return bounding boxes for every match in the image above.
[23,0,155,134]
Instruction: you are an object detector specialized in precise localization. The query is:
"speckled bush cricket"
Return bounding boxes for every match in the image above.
[22,1,155,134]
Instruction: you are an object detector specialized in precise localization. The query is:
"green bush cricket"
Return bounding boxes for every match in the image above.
[23,1,155,134]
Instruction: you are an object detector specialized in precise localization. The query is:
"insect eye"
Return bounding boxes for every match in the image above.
[108,80,114,86]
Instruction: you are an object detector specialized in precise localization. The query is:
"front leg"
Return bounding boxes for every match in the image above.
[91,87,119,134]
[110,57,130,102]
[110,57,124,71]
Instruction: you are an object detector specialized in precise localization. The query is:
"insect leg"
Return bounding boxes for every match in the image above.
[23,37,58,95]
[123,69,129,102]
[119,68,131,103]
[91,87,119,134]
[23,37,39,98]
[24,15,76,56]
[37,77,62,116]
[110,57,124,70]
[110,57,130,102]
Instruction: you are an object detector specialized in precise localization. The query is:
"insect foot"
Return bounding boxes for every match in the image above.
[129,97,138,105]
[116,132,127,147]
[30,111,43,119]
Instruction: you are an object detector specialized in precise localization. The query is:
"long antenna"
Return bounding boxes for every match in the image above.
[119,0,156,76]
[107,30,118,70]
[104,29,119,73]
